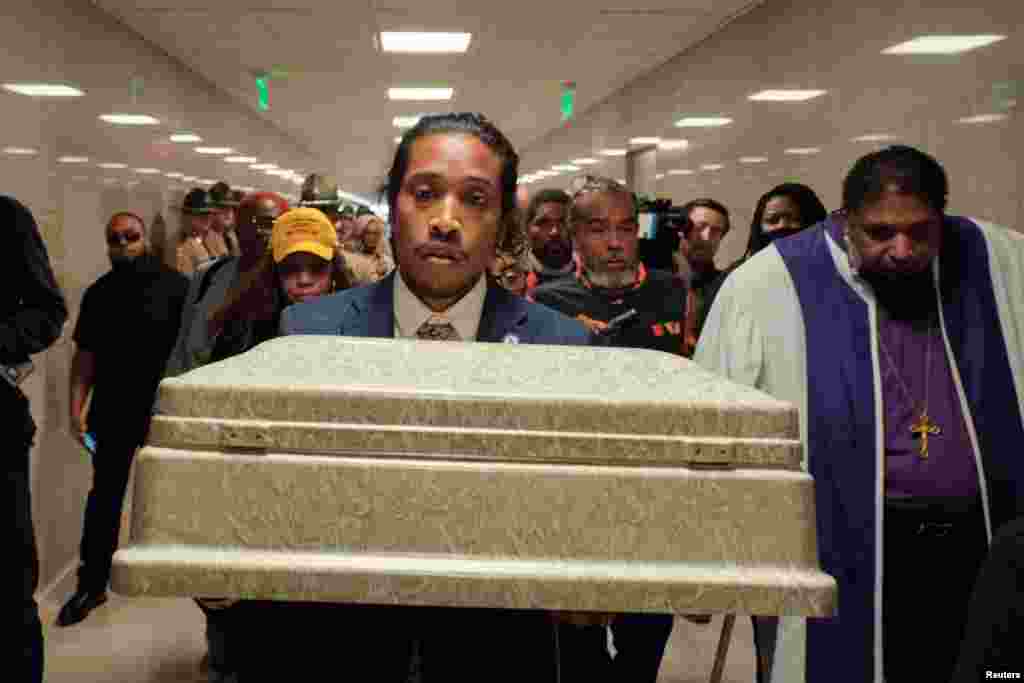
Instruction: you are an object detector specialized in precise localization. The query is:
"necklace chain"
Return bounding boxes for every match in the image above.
[877,316,935,416]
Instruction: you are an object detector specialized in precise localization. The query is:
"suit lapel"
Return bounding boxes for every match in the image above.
[477,284,529,343]
[347,272,396,338]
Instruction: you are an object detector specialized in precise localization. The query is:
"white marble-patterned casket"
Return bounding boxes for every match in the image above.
[112,336,835,616]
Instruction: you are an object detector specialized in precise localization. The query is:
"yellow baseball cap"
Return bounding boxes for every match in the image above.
[271,208,338,263]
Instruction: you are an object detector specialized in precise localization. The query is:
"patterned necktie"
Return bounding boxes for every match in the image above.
[416,317,460,341]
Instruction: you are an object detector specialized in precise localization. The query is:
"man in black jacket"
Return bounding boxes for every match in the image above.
[59,211,188,627]
[2,195,68,683]
[533,176,684,682]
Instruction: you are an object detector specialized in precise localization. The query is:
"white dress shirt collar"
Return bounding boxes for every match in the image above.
[393,269,487,341]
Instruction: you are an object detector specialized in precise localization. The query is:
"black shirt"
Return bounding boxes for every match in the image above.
[533,265,686,356]
[73,255,188,443]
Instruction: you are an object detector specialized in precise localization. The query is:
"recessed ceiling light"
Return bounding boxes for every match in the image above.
[392,115,424,129]
[956,113,1009,124]
[134,168,161,174]
[99,113,160,125]
[551,164,580,172]
[380,32,472,54]
[388,87,454,101]
[701,163,724,171]
[165,172,184,178]
[571,158,600,165]
[57,156,89,163]
[658,139,689,151]
[3,83,84,97]
[748,90,827,102]
[668,169,695,175]
[674,117,732,128]
[97,162,127,169]
[600,148,627,156]
[655,173,666,180]
[225,156,258,163]
[784,147,822,155]
[195,147,234,155]
[739,156,768,163]
[3,147,39,155]
[170,133,202,143]
[851,134,896,142]
[882,35,1006,55]
[629,137,661,145]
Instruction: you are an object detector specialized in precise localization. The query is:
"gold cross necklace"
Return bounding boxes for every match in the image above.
[878,317,942,459]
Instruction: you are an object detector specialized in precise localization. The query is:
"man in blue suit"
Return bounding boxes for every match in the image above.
[279,113,589,681]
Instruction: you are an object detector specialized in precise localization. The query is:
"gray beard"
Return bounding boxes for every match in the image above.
[584,266,638,289]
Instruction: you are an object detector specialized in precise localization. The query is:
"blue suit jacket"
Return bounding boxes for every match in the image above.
[280,271,591,346]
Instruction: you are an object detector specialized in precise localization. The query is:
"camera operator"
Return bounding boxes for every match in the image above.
[2,195,68,683]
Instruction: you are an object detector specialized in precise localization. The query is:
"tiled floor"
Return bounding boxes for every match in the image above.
[41,594,755,682]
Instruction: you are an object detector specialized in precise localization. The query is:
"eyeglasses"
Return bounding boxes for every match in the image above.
[106,231,142,246]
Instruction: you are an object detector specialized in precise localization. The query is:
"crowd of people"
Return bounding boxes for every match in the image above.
[7,111,1022,683]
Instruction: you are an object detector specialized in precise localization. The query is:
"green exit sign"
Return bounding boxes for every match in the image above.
[561,81,575,122]
[255,76,269,111]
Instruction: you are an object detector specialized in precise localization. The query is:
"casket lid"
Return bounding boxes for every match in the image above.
[152,337,800,468]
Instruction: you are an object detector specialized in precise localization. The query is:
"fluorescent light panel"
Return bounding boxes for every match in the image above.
[225,156,258,163]
[388,87,454,101]
[748,90,827,102]
[195,147,234,155]
[551,164,579,172]
[784,147,822,155]
[882,35,1006,55]
[182,176,198,182]
[629,137,661,145]
[956,113,1009,124]
[3,83,84,97]
[251,163,277,170]
[100,114,160,125]
[658,139,689,151]
[655,173,665,180]
[571,158,600,165]
[701,163,724,170]
[170,133,202,143]
[97,162,127,169]
[851,134,896,142]
[739,156,768,163]
[165,172,184,178]
[668,169,694,175]
[600,148,627,156]
[392,115,423,128]
[57,156,89,163]
[380,32,472,54]
[134,168,161,174]
[674,117,732,127]
[3,147,39,155]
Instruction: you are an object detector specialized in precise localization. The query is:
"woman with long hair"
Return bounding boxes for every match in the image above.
[206,207,351,362]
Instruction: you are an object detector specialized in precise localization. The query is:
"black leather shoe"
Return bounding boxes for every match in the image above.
[57,590,108,627]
